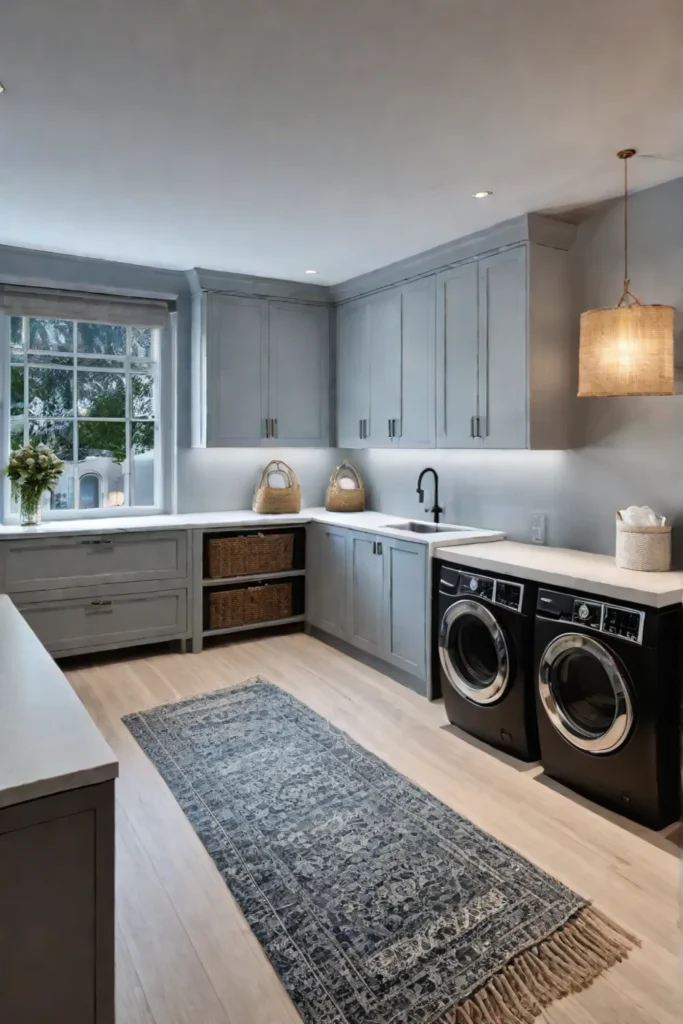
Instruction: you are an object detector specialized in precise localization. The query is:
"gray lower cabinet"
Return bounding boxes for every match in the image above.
[0,782,115,1024]
[383,538,427,679]
[16,586,188,656]
[196,292,331,447]
[0,530,188,593]
[347,532,385,655]
[311,528,428,687]
[307,523,349,639]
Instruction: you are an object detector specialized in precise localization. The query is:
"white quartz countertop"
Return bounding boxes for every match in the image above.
[0,595,118,809]
[435,540,683,608]
[0,507,504,548]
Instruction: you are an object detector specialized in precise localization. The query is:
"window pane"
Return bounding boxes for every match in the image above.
[132,374,154,419]
[79,422,126,509]
[10,423,24,450]
[27,420,75,511]
[79,420,126,462]
[11,317,23,354]
[10,366,24,416]
[29,318,73,352]
[28,367,73,417]
[77,322,126,355]
[131,422,155,506]
[77,357,124,369]
[131,327,152,358]
[77,371,125,418]
[26,353,74,366]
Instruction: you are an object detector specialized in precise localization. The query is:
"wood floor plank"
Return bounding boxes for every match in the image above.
[66,633,682,1024]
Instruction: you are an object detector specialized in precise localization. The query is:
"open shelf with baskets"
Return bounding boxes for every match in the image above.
[201,526,307,638]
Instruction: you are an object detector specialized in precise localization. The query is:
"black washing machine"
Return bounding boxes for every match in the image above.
[534,588,682,829]
[434,561,539,761]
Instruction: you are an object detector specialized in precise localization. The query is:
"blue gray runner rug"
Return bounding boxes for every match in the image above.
[123,679,637,1024]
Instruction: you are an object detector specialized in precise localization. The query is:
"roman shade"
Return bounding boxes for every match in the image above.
[0,285,172,328]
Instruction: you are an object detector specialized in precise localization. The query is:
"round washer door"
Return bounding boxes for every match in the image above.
[439,600,510,705]
[538,633,634,754]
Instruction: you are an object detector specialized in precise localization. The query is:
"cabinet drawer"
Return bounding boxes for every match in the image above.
[16,588,187,654]
[0,531,188,593]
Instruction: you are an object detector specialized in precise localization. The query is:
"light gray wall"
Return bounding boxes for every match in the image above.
[353,176,683,564]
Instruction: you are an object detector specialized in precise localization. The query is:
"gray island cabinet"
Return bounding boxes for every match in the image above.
[0,595,118,1024]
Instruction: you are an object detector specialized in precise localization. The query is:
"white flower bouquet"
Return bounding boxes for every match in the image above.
[4,443,65,525]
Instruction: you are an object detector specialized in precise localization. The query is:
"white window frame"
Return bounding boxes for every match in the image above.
[0,307,176,522]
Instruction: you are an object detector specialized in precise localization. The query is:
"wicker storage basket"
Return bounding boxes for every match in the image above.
[615,513,671,572]
[252,461,301,514]
[207,532,294,579]
[326,462,365,513]
[209,582,293,630]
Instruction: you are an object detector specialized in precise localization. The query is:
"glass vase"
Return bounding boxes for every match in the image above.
[20,491,43,527]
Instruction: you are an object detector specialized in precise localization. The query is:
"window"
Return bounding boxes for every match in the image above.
[6,312,164,516]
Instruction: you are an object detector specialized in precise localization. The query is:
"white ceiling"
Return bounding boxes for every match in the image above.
[1,0,682,284]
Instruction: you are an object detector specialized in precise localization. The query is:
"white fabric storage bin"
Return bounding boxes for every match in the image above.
[615,513,671,571]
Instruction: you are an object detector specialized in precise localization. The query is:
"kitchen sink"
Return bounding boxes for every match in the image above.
[392,521,470,534]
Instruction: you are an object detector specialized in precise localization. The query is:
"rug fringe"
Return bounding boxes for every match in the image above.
[438,906,640,1024]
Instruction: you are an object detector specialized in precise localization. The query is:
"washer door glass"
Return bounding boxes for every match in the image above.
[539,634,634,754]
[439,600,509,705]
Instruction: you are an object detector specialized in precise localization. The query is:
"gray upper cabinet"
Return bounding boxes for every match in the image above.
[382,538,427,679]
[336,278,436,450]
[205,295,268,447]
[194,292,330,448]
[398,276,436,448]
[436,241,573,450]
[366,291,401,448]
[478,248,528,449]
[268,302,329,446]
[436,261,480,449]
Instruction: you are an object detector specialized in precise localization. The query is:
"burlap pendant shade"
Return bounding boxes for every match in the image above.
[578,148,675,398]
[578,303,675,397]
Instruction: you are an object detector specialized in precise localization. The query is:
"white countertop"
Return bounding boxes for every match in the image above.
[0,595,118,809]
[435,540,683,608]
[0,507,504,548]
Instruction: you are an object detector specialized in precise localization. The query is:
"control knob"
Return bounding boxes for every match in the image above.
[469,578,479,592]
[578,603,590,621]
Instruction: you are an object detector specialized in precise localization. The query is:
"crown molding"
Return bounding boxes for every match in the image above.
[187,267,333,304]
[330,214,577,303]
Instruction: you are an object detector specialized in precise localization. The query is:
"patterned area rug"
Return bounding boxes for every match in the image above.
[124,679,637,1024]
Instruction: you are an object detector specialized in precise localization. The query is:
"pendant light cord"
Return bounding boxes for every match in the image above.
[617,149,639,307]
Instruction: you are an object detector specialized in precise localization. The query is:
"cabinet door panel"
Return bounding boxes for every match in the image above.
[307,524,348,639]
[383,539,427,680]
[399,277,436,447]
[347,532,383,655]
[206,295,268,446]
[367,292,401,448]
[336,301,370,448]
[268,302,329,446]
[436,263,480,448]
[478,247,528,449]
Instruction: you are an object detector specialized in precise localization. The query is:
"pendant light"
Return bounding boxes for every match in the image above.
[578,149,674,397]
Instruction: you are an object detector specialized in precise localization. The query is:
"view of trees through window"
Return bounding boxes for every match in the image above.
[9,316,159,512]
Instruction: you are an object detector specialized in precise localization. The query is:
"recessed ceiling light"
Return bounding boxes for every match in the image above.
[472,190,492,199]
[0,83,5,94]
[305,269,318,275]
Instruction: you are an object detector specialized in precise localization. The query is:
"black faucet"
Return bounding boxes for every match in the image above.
[416,467,444,524]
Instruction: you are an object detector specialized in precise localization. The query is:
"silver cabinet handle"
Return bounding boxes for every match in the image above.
[377,541,383,556]
[81,538,114,549]
[273,418,278,439]
[359,419,363,440]
[264,418,270,439]
[388,418,393,439]
[85,598,114,615]
[470,416,476,438]
[372,541,377,554]
[393,418,400,439]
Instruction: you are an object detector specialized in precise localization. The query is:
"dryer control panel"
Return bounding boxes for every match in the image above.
[537,590,645,644]
[439,567,524,613]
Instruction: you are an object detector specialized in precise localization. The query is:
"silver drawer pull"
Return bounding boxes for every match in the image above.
[86,598,114,614]
[81,538,115,549]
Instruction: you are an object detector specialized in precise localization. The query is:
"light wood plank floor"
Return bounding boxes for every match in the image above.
[66,633,682,1024]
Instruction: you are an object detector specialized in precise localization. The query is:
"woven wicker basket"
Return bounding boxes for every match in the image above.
[325,462,365,513]
[253,461,301,514]
[209,582,293,630]
[207,532,294,579]
[615,513,671,572]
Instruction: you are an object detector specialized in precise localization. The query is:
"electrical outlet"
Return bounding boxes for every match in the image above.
[531,512,547,545]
